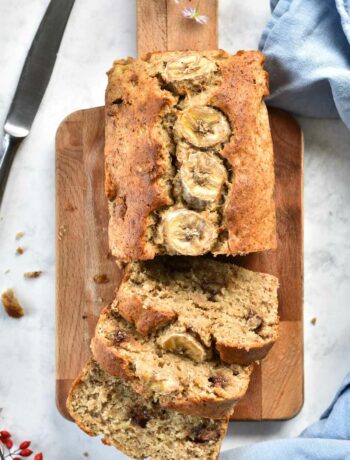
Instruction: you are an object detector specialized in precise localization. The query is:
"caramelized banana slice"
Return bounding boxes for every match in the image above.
[159,332,207,363]
[161,209,217,255]
[175,106,231,148]
[180,151,227,208]
[163,55,217,83]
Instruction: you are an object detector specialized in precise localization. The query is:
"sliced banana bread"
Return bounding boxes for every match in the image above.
[67,361,228,460]
[91,306,253,419]
[105,50,276,261]
[113,257,279,365]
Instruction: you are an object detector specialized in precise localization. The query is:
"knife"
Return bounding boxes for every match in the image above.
[0,0,75,206]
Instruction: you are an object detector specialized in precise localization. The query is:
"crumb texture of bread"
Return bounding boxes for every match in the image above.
[115,257,279,364]
[105,50,276,261]
[67,361,228,460]
[91,306,253,419]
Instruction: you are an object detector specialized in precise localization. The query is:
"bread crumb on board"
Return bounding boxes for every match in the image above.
[1,289,24,318]
[24,271,42,279]
[93,274,110,284]
[16,246,25,255]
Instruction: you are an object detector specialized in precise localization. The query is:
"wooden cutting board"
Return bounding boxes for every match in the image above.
[56,0,304,421]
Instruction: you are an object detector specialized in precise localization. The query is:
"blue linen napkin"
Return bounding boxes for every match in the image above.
[220,373,350,459]
[258,0,350,130]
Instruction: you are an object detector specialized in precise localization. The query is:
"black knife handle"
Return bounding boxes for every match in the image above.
[0,133,23,207]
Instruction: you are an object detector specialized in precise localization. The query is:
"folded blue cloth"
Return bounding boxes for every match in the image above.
[258,0,350,130]
[221,373,350,459]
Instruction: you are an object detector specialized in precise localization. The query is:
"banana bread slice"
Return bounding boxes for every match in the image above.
[67,361,228,460]
[113,257,279,365]
[105,50,276,261]
[91,307,253,419]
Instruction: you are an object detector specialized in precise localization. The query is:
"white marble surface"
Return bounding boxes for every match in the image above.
[0,0,349,458]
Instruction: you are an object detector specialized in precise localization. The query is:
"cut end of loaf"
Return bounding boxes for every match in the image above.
[67,360,228,460]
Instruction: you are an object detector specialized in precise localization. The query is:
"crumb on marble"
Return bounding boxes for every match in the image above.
[15,231,24,240]
[1,289,24,318]
[4,269,10,274]
[16,246,25,255]
[93,274,109,284]
[310,317,317,326]
[82,453,89,458]
[24,270,42,279]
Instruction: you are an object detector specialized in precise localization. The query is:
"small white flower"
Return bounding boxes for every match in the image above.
[182,6,208,24]
[182,6,197,18]
[182,6,209,24]
[195,14,209,24]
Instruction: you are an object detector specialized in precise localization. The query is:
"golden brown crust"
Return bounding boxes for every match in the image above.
[105,57,176,260]
[216,339,276,366]
[212,51,276,254]
[115,293,177,335]
[105,50,276,260]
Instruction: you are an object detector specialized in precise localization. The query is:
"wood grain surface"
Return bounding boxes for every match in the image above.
[56,0,304,421]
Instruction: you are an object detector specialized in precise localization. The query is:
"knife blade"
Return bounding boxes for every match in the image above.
[0,0,75,205]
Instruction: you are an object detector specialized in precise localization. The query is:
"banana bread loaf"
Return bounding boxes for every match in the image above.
[67,360,228,460]
[91,306,253,419]
[105,50,276,261]
[113,257,279,365]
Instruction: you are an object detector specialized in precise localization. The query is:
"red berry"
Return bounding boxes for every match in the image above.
[0,431,11,439]
[5,439,13,449]
[20,441,31,449]
[19,449,33,457]
[34,454,43,460]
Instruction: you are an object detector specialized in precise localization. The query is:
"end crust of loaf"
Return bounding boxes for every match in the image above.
[91,307,253,419]
[114,257,279,365]
[67,360,228,460]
